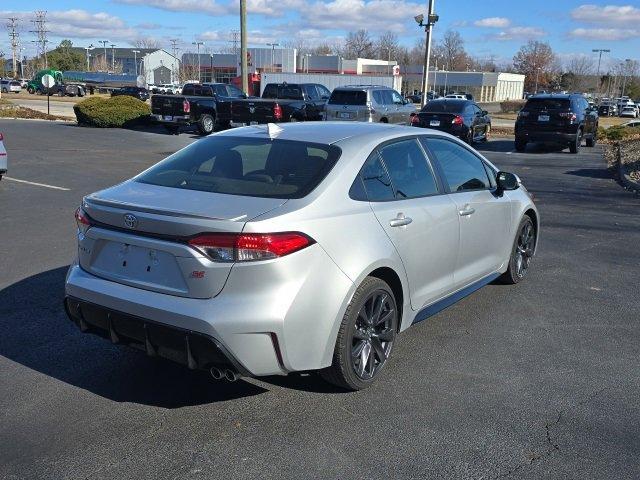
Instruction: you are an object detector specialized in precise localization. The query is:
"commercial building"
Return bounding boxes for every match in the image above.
[401,67,525,101]
[296,55,397,75]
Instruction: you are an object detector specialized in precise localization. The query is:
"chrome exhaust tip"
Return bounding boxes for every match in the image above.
[224,369,238,382]
[209,366,224,380]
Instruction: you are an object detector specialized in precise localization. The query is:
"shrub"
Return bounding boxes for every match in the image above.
[500,100,526,113]
[74,95,151,128]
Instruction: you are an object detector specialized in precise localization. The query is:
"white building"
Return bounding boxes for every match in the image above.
[141,50,180,85]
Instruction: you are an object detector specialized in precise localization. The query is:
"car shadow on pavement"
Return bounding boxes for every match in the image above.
[475,140,569,155]
[0,267,268,408]
[564,168,613,179]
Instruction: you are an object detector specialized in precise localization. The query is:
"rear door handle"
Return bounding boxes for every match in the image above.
[389,213,413,227]
[459,206,475,216]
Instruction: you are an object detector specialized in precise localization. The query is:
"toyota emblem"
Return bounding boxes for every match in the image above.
[123,213,138,229]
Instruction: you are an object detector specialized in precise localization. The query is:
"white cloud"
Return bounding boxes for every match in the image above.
[474,17,510,28]
[116,0,222,15]
[571,4,640,25]
[569,27,640,41]
[492,26,546,41]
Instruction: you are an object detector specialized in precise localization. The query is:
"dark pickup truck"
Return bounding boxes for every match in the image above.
[151,82,247,135]
[229,83,331,124]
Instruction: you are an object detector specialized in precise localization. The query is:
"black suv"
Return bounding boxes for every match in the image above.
[111,86,150,102]
[514,94,598,153]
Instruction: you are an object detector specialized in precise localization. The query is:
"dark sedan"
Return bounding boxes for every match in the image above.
[410,98,491,143]
[111,86,150,102]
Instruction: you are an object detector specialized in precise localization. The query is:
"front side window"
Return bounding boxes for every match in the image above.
[227,85,244,97]
[303,84,320,100]
[317,85,331,98]
[262,85,277,98]
[136,137,341,199]
[424,138,491,192]
[391,90,404,105]
[378,139,438,199]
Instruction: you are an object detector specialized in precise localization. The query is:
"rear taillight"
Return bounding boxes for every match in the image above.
[75,207,92,236]
[517,111,529,119]
[273,103,283,121]
[188,232,314,262]
[452,115,464,125]
[183,99,190,113]
[0,133,4,140]
[559,112,576,121]
[410,114,420,125]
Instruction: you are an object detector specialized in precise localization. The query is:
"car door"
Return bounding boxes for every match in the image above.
[422,137,512,288]
[471,104,486,139]
[390,90,407,124]
[302,84,321,120]
[360,138,460,309]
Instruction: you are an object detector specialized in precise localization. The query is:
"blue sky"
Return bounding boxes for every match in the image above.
[3,1,638,68]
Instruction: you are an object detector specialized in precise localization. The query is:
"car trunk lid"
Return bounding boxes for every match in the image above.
[79,181,287,298]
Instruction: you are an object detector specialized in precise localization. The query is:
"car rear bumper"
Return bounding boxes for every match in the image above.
[64,243,354,377]
[153,114,191,125]
[515,130,576,144]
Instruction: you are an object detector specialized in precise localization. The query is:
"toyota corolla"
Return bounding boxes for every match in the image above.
[65,122,539,390]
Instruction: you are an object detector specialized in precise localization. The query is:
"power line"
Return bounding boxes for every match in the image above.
[169,38,179,59]
[7,17,19,77]
[30,10,49,69]
[229,29,239,56]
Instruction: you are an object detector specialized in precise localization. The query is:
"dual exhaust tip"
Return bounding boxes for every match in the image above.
[210,366,239,382]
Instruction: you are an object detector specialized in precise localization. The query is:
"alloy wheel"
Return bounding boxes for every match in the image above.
[515,222,535,278]
[351,290,396,380]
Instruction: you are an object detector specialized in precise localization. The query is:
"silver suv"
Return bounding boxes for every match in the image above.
[325,85,416,124]
[65,123,538,390]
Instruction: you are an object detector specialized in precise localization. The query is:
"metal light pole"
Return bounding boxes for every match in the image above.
[621,58,632,98]
[240,0,248,94]
[84,44,94,71]
[99,40,109,70]
[132,50,140,76]
[110,44,116,72]
[415,0,438,107]
[192,41,204,82]
[534,67,540,93]
[592,48,610,95]
[266,43,280,72]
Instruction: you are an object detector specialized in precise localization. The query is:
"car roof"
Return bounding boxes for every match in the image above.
[427,98,469,104]
[215,121,452,146]
[529,93,577,99]
[333,85,391,91]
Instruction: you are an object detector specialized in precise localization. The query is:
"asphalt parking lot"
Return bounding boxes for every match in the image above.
[1,120,639,480]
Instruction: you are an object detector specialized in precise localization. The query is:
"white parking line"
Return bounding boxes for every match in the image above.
[4,176,70,191]
[506,151,515,155]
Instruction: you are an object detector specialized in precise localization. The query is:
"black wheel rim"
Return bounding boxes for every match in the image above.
[351,290,396,380]
[515,222,535,278]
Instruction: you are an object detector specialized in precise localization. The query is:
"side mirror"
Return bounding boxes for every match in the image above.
[496,171,519,194]
[321,95,329,100]
[482,110,488,116]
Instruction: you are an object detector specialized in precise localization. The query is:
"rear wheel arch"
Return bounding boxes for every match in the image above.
[523,208,539,251]
[368,266,404,331]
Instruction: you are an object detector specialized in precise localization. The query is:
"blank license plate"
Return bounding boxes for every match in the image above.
[429,120,441,126]
[163,115,173,121]
[538,115,549,122]
[339,112,351,119]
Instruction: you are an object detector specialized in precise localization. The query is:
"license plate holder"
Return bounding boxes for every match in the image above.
[163,115,173,121]
[429,120,441,127]
[538,115,549,122]
[339,112,351,119]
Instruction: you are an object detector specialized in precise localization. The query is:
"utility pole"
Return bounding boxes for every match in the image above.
[169,39,179,59]
[132,49,139,76]
[240,0,248,94]
[229,30,239,56]
[110,44,116,71]
[416,0,438,107]
[99,40,109,71]
[266,42,279,72]
[592,48,610,95]
[7,17,19,78]
[621,59,632,98]
[192,41,204,82]
[30,11,49,69]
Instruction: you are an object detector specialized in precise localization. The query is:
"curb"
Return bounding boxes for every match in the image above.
[615,142,640,195]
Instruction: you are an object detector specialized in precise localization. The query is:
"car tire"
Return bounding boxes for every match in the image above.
[27,86,35,94]
[515,139,527,152]
[197,114,215,135]
[586,129,597,147]
[321,276,398,391]
[499,215,536,285]
[569,130,581,154]
[482,124,491,142]
[1,88,6,93]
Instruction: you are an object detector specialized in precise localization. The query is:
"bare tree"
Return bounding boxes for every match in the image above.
[433,30,469,71]
[375,31,400,63]
[563,56,594,91]
[513,40,556,92]
[344,29,374,59]
[132,38,162,50]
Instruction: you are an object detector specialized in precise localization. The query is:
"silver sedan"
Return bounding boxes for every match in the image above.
[65,122,539,390]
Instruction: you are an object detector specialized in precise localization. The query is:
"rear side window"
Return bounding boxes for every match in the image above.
[378,139,438,198]
[262,84,277,98]
[328,90,367,105]
[280,86,302,99]
[525,98,570,110]
[359,153,395,201]
[424,138,490,192]
[136,137,341,199]
[182,85,194,95]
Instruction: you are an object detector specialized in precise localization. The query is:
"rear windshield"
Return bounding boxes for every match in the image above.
[328,90,367,105]
[262,85,302,99]
[421,100,465,113]
[136,136,341,199]
[524,98,570,110]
